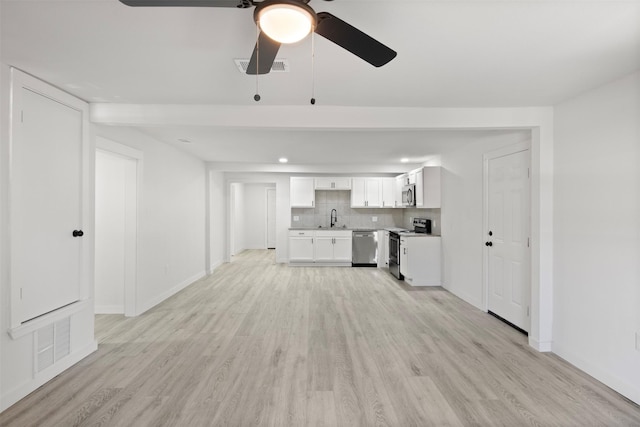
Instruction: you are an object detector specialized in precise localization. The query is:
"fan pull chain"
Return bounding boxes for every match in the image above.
[254,25,261,102]
[310,31,316,105]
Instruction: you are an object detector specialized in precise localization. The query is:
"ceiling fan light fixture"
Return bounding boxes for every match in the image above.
[256,2,316,44]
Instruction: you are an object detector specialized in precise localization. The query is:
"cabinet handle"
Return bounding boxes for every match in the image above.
[72,229,84,237]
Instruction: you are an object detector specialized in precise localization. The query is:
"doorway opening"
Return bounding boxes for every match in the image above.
[95,138,141,317]
[227,182,277,262]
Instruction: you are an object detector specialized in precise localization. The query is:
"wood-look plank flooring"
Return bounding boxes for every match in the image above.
[2,249,640,426]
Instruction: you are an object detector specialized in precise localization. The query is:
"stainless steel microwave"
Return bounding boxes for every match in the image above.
[402,184,416,207]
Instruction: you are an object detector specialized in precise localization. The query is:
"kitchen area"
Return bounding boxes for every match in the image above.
[288,167,442,286]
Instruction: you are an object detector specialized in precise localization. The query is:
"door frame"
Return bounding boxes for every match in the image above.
[482,140,531,326]
[7,69,92,330]
[95,137,142,317]
[265,187,276,249]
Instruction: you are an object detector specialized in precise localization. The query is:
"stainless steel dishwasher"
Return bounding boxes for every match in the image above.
[352,230,378,267]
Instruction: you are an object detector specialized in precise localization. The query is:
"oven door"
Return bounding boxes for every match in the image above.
[402,184,416,207]
[388,233,403,279]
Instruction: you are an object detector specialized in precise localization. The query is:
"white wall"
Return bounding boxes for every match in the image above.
[553,71,640,404]
[95,150,129,313]
[1,64,97,411]
[209,170,225,272]
[440,132,531,308]
[230,183,245,255]
[244,183,276,250]
[94,126,207,315]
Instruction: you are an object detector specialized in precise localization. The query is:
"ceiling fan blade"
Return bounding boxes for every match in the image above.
[315,12,397,67]
[246,32,281,75]
[119,0,249,7]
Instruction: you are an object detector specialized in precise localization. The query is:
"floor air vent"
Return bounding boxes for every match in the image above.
[234,58,290,73]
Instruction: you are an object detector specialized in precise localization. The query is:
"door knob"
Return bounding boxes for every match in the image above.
[73,230,84,237]
[485,241,492,247]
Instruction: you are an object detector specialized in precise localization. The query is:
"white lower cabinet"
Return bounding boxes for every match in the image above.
[289,230,352,265]
[313,236,334,262]
[331,235,353,262]
[288,230,314,262]
[379,230,389,267]
[400,235,441,286]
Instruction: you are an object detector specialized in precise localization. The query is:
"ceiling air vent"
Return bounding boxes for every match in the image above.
[234,59,290,73]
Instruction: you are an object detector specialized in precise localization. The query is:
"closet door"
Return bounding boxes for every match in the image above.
[12,83,86,323]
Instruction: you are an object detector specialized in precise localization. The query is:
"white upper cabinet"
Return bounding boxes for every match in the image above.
[381,177,398,208]
[314,177,351,190]
[351,178,382,208]
[395,175,405,207]
[290,177,315,208]
[415,166,441,208]
[407,171,417,185]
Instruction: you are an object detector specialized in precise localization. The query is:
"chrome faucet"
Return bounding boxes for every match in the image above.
[330,209,337,228]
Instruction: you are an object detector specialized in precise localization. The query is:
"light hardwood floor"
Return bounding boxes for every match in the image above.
[2,249,640,426]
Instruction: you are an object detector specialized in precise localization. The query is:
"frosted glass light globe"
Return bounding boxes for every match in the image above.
[258,4,315,44]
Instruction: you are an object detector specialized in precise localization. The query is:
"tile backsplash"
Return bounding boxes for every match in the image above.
[402,208,442,235]
[291,190,441,234]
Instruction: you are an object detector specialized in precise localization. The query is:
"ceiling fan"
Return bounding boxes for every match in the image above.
[118,0,397,75]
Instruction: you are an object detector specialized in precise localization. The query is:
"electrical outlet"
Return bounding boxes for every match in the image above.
[293,215,299,221]
[636,332,640,351]
[372,216,378,222]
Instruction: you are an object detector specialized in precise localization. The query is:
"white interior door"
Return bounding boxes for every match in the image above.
[266,188,276,249]
[12,88,83,323]
[230,184,236,257]
[95,149,137,315]
[486,148,530,331]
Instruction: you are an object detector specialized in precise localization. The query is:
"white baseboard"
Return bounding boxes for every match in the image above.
[95,305,124,314]
[528,337,552,352]
[1,340,98,412]
[137,270,206,316]
[208,259,223,275]
[552,344,640,405]
[443,285,483,311]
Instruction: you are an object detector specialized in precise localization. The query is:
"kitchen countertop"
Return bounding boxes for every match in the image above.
[289,227,441,237]
[289,227,377,231]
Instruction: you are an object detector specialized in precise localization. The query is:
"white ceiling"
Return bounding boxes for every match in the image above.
[2,0,639,167]
[138,127,531,164]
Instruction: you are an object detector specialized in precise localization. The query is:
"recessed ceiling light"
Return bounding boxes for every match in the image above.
[279,157,288,163]
[178,138,192,144]
[401,158,409,163]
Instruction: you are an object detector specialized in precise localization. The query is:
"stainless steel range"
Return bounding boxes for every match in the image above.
[388,228,406,279]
